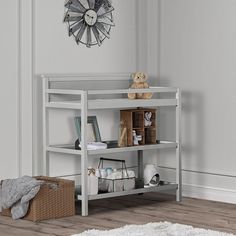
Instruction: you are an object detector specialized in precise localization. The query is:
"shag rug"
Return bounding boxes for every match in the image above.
[72,222,235,236]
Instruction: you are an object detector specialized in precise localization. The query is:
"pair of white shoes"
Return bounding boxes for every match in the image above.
[144,173,160,188]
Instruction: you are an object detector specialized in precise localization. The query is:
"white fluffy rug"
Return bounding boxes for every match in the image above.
[72,222,235,236]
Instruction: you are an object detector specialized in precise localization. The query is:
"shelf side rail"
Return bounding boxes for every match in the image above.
[176,88,182,201]
[46,89,85,95]
[80,91,89,216]
[88,87,178,95]
[42,76,50,176]
[41,73,132,82]
[45,88,178,95]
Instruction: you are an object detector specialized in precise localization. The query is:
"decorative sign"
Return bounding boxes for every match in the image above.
[64,0,115,47]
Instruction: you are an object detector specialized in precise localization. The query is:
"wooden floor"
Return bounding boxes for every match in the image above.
[0,193,236,236]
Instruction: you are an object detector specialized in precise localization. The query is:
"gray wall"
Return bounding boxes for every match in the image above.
[34,0,139,176]
[2,0,236,204]
[156,0,236,203]
[0,0,147,179]
[0,1,19,178]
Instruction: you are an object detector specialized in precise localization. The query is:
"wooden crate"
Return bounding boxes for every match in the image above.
[120,108,156,146]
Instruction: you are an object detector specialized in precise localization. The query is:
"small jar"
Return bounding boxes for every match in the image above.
[95,169,101,178]
[136,135,142,144]
[133,130,139,145]
[100,168,107,178]
[105,167,113,176]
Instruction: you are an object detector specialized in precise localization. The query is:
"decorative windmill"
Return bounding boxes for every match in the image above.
[64,0,115,47]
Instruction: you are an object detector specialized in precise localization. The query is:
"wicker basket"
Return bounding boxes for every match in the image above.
[1,176,75,221]
[97,157,136,193]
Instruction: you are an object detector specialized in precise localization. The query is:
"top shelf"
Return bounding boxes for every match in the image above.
[42,74,180,110]
[46,98,177,110]
[45,87,179,110]
[46,87,178,95]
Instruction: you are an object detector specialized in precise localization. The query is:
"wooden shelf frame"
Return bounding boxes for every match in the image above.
[42,74,182,216]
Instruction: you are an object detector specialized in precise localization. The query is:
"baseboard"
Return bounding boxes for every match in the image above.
[183,184,236,204]
[157,166,236,204]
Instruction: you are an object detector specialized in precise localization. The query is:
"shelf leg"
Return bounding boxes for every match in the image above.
[138,150,143,179]
[81,154,88,216]
[45,151,49,176]
[81,91,88,216]
[176,88,182,202]
[42,76,49,176]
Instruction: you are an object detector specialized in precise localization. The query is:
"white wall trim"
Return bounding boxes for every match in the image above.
[183,184,236,204]
[157,0,162,81]
[136,0,148,71]
[159,165,236,179]
[32,0,37,176]
[159,166,236,204]
[19,0,34,176]
[146,0,159,78]
[17,0,22,177]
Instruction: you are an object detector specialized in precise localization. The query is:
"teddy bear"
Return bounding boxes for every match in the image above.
[128,72,153,99]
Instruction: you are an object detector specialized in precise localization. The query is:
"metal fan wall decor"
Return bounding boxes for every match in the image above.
[64,0,115,47]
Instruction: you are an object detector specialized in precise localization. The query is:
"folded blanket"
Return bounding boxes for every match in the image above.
[0,176,43,220]
[79,142,108,150]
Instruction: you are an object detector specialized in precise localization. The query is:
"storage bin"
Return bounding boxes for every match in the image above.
[97,157,135,193]
[1,176,75,221]
[98,177,135,192]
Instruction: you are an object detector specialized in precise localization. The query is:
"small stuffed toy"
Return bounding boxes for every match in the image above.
[128,72,153,99]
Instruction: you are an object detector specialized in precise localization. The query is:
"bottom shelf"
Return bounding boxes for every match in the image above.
[76,182,178,201]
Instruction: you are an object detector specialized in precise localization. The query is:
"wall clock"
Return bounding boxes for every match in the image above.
[64,0,115,47]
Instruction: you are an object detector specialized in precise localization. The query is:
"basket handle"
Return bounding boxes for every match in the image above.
[99,157,126,163]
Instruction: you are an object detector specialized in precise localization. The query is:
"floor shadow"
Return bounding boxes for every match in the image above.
[75,193,176,215]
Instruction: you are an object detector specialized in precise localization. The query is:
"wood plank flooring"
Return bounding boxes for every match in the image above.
[0,193,236,236]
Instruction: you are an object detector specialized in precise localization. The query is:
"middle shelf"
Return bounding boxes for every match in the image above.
[46,141,178,156]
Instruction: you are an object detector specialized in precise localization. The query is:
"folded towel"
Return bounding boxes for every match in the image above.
[79,142,107,150]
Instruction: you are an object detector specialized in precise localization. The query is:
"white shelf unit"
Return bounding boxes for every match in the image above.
[42,74,182,216]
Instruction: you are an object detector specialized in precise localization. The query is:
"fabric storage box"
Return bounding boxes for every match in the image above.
[1,176,75,221]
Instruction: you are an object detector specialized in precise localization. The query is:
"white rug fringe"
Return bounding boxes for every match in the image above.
[71,221,235,236]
